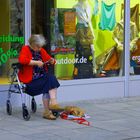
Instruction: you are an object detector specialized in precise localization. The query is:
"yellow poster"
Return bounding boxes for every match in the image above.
[64,12,76,36]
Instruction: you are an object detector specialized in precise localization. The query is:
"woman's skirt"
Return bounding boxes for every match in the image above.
[25,74,60,96]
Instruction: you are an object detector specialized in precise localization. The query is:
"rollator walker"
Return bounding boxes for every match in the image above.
[7,63,37,121]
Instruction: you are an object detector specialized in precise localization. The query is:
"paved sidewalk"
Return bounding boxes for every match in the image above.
[1,97,140,140]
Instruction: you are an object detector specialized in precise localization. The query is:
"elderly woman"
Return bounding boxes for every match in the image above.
[18,34,62,120]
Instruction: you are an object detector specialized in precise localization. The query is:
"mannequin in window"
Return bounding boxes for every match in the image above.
[73,0,96,79]
[99,17,138,77]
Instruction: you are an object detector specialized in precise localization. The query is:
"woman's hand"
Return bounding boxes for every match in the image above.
[36,61,44,67]
[29,60,44,67]
[49,58,55,64]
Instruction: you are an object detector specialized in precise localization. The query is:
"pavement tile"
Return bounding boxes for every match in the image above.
[1,97,140,140]
[0,133,31,140]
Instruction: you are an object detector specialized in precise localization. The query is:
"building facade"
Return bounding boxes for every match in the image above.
[0,0,140,106]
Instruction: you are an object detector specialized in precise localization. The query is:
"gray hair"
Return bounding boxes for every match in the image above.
[28,34,46,47]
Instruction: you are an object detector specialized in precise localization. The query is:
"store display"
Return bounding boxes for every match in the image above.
[97,18,138,76]
[99,1,116,31]
[50,8,76,79]
[131,4,139,32]
[73,0,96,79]
[131,38,140,74]
[1,0,140,83]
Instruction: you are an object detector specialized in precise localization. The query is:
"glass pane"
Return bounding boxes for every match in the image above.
[0,0,25,84]
[130,1,140,75]
[53,0,124,79]
[31,0,124,80]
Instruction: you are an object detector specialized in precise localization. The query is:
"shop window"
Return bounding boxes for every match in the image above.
[52,0,125,80]
[130,0,140,75]
[0,0,25,84]
[31,0,125,80]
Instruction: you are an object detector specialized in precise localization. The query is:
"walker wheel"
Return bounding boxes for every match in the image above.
[22,105,30,121]
[6,100,12,115]
[31,98,37,113]
[52,111,60,118]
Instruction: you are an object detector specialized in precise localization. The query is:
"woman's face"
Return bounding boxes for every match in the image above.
[31,44,42,52]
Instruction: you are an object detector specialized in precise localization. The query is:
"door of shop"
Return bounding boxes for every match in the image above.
[31,0,55,53]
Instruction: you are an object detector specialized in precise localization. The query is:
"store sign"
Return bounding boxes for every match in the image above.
[0,35,24,65]
[64,12,76,36]
[132,55,140,63]
[0,35,24,44]
[0,47,18,66]
[56,56,87,65]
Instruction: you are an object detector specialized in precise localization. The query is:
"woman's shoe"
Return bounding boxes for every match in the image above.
[43,109,56,120]
[49,104,64,111]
